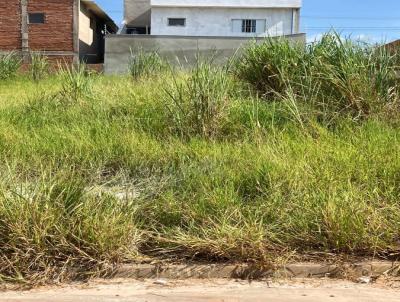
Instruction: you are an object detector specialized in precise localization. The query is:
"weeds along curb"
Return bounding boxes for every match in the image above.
[111,262,400,280]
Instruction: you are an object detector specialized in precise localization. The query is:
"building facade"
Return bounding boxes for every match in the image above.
[123,0,301,37]
[0,0,117,63]
[79,0,118,63]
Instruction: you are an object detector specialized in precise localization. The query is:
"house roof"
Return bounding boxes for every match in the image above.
[81,0,119,33]
[384,39,400,48]
[382,39,400,54]
[151,0,302,8]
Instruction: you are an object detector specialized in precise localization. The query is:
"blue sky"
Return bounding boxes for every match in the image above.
[97,0,400,43]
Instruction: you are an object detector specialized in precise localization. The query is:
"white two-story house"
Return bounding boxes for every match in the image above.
[122,0,302,37]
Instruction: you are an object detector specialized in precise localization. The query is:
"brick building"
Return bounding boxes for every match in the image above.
[0,0,118,63]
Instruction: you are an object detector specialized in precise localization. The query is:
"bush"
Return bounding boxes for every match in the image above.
[128,49,166,79]
[0,52,21,80]
[235,33,400,120]
[164,60,234,139]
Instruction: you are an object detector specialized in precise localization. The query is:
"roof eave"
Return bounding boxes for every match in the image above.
[81,0,119,33]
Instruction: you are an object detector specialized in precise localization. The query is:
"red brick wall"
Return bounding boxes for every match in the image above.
[21,55,74,72]
[0,0,21,50]
[28,0,74,51]
[45,55,74,65]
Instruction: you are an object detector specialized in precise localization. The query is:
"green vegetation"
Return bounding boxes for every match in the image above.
[128,48,166,79]
[235,33,399,122]
[58,63,94,102]
[0,52,21,80]
[29,52,50,82]
[0,34,399,283]
[165,60,236,139]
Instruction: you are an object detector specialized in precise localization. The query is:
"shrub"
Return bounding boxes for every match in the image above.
[128,48,166,79]
[29,52,50,82]
[0,52,21,80]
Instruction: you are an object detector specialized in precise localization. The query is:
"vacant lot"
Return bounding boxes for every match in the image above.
[0,34,399,283]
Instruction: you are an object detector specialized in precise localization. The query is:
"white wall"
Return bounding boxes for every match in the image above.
[151,0,302,8]
[151,7,296,37]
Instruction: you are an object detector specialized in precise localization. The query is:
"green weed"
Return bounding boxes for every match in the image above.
[58,64,93,102]
[235,32,400,121]
[128,48,166,79]
[0,52,21,80]
[29,53,49,82]
[164,60,235,139]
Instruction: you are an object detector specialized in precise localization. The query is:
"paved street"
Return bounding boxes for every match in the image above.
[1,279,399,302]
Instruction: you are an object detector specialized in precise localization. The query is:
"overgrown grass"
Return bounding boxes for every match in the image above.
[128,48,166,79]
[164,60,236,138]
[0,34,399,284]
[0,52,21,80]
[58,63,94,102]
[29,53,49,82]
[0,168,143,283]
[235,33,400,123]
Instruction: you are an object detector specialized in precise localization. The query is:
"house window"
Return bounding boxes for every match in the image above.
[232,19,266,34]
[242,19,256,33]
[126,27,150,35]
[28,13,45,24]
[168,18,186,27]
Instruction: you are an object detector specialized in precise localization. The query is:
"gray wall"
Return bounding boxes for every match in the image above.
[124,0,151,27]
[104,33,306,74]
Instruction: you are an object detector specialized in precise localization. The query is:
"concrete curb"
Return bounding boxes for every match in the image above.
[112,262,400,280]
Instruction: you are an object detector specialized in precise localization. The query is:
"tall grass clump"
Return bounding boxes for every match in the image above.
[58,63,93,102]
[128,48,166,79]
[234,38,305,97]
[235,33,400,121]
[164,60,235,139]
[29,52,49,82]
[0,168,143,283]
[0,52,21,80]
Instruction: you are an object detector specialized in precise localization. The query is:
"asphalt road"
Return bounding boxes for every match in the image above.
[1,279,399,302]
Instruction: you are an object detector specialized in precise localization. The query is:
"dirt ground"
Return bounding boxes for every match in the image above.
[1,278,400,302]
